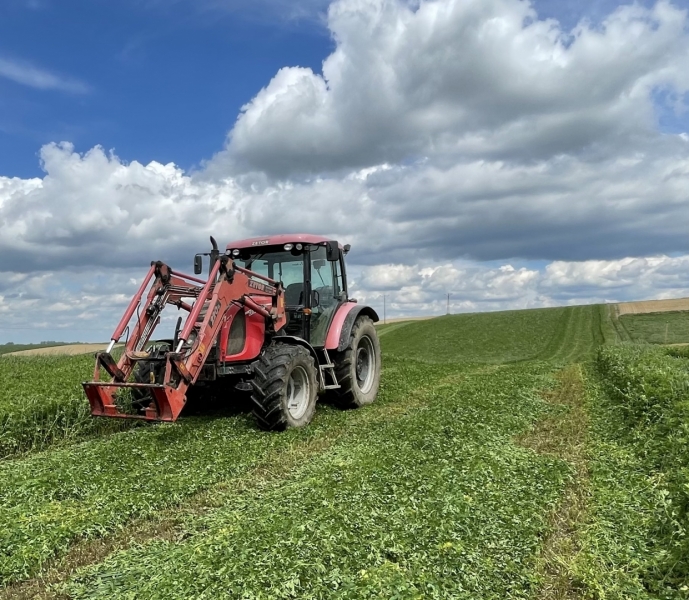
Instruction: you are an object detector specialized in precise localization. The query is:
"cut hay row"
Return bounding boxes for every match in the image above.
[583,345,689,594]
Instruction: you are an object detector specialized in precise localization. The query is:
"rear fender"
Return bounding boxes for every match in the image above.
[273,336,320,367]
[325,303,379,352]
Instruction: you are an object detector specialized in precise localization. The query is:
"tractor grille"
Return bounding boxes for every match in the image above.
[227,310,246,355]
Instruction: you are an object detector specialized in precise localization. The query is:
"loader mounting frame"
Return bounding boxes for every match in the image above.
[83,256,286,422]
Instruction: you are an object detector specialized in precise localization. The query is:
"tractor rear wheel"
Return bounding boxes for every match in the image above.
[251,343,318,431]
[332,316,381,409]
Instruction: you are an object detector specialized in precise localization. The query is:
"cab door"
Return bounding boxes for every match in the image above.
[244,251,308,340]
[307,246,340,347]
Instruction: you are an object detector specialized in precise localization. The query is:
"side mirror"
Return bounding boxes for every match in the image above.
[311,290,320,307]
[194,254,203,275]
[343,244,351,255]
[325,241,340,262]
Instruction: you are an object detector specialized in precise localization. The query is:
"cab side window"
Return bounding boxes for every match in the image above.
[309,247,338,346]
[310,247,335,306]
[334,258,344,299]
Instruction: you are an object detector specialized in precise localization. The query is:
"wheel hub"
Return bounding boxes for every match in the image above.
[286,365,310,420]
[355,335,375,394]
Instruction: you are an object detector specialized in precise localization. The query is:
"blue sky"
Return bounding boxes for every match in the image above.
[0,0,333,178]
[2,0,689,342]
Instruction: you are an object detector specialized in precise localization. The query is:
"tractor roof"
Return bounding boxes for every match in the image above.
[226,234,335,251]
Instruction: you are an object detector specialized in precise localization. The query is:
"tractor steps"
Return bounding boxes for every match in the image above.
[319,350,340,390]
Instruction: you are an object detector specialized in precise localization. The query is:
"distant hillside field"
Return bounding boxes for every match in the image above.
[0,342,68,357]
[3,343,115,357]
[617,310,689,345]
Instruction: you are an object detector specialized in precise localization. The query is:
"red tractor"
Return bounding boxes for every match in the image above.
[83,234,381,430]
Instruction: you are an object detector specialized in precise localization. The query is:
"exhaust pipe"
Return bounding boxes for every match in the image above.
[209,236,219,276]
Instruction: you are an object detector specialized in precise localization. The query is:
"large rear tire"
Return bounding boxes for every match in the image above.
[251,343,318,431]
[332,316,381,409]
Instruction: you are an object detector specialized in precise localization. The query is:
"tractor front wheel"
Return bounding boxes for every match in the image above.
[251,343,318,431]
[332,316,381,409]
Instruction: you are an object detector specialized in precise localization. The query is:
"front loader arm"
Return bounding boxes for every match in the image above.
[173,256,287,384]
[84,255,286,422]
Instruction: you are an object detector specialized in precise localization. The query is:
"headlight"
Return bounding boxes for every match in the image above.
[232,249,240,256]
[284,243,294,251]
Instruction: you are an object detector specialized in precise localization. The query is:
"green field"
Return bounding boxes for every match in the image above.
[618,310,689,345]
[1,304,687,599]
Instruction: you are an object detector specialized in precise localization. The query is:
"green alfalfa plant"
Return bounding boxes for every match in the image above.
[593,345,689,592]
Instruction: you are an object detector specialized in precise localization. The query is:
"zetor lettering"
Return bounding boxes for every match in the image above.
[83,234,382,431]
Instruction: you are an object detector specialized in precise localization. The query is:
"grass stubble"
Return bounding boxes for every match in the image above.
[519,364,590,600]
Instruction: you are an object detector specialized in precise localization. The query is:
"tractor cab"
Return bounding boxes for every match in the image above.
[225,235,350,348]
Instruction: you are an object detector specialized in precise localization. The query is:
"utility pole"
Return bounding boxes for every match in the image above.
[384,294,387,324]
[446,293,450,315]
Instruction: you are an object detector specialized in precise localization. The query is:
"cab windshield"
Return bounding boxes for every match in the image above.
[241,250,304,289]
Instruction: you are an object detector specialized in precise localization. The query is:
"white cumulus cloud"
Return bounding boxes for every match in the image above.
[217,0,689,175]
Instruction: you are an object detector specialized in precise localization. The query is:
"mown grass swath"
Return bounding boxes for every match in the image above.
[0,355,134,459]
[65,364,570,600]
[600,303,626,344]
[381,307,570,363]
[534,304,606,363]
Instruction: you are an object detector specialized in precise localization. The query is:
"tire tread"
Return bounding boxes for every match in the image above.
[251,343,316,430]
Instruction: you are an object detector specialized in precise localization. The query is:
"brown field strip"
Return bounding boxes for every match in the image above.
[4,344,121,357]
[375,316,437,325]
[615,297,689,316]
